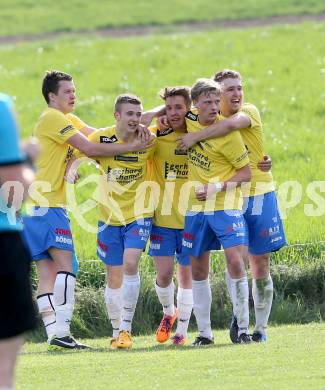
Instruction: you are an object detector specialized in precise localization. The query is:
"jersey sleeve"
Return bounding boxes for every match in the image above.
[240,104,262,129]
[220,131,250,169]
[0,94,25,165]
[46,111,79,145]
[67,113,87,130]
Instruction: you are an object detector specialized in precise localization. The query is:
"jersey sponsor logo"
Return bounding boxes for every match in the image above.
[235,150,249,163]
[185,111,198,121]
[55,228,72,236]
[157,128,174,137]
[165,161,188,179]
[182,232,195,241]
[107,166,143,183]
[114,155,139,162]
[150,234,164,242]
[149,242,161,250]
[60,125,74,135]
[260,225,280,238]
[225,221,244,234]
[271,236,283,244]
[188,147,211,172]
[65,146,74,163]
[182,239,193,248]
[203,141,213,149]
[131,227,150,242]
[174,149,188,155]
[138,228,150,237]
[55,235,73,245]
[100,135,118,143]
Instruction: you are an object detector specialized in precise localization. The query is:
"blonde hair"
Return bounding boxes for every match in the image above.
[191,78,221,101]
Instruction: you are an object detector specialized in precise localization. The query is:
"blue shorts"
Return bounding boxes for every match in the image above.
[148,226,190,266]
[243,191,287,255]
[182,210,247,257]
[97,218,152,266]
[22,207,79,274]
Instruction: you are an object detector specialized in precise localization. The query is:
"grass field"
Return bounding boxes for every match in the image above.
[17,323,325,390]
[0,0,325,37]
[1,21,324,256]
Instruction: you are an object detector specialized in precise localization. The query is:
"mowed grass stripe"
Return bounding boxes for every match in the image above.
[1,0,325,37]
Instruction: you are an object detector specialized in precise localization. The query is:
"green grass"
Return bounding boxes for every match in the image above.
[1,22,325,256]
[0,0,325,37]
[17,323,325,390]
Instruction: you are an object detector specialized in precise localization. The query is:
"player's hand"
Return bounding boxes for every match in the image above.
[64,156,80,184]
[257,155,272,172]
[177,133,198,150]
[195,183,222,201]
[137,124,151,142]
[22,137,39,164]
[130,133,155,152]
[157,115,169,130]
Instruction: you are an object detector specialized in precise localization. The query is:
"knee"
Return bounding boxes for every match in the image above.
[107,271,123,289]
[124,257,139,275]
[191,265,208,281]
[250,254,270,278]
[177,266,192,288]
[227,259,245,279]
[156,272,173,288]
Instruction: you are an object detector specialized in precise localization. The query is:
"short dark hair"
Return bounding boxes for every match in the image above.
[213,69,241,83]
[159,86,191,108]
[42,70,72,104]
[114,94,142,113]
[190,78,221,101]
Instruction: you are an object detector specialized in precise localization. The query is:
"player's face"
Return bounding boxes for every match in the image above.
[221,78,244,115]
[115,103,142,135]
[50,80,76,114]
[194,92,220,125]
[165,95,188,130]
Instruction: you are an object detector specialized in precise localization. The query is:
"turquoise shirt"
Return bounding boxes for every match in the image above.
[0,93,25,231]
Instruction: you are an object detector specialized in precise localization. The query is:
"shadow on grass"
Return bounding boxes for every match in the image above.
[21,341,246,356]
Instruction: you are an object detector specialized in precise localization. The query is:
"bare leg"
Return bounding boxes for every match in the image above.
[0,335,24,389]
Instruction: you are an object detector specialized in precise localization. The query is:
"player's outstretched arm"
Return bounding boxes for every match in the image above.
[67,131,152,157]
[78,125,97,137]
[178,113,251,149]
[141,105,166,127]
[195,164,251,201]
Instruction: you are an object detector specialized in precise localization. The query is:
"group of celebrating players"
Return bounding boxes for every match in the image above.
[19,68,287,351]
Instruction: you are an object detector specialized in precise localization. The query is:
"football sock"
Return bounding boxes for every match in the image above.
[230,275,249,336]
[192,279,213,340]
[53,271,76,338]
[252,275,273,335]
[155,281,175,317]
[175,287,193,337]
[120,273,140,333]
[225,270,235,307]
[104,286,122,338]
[36,293,56,340]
